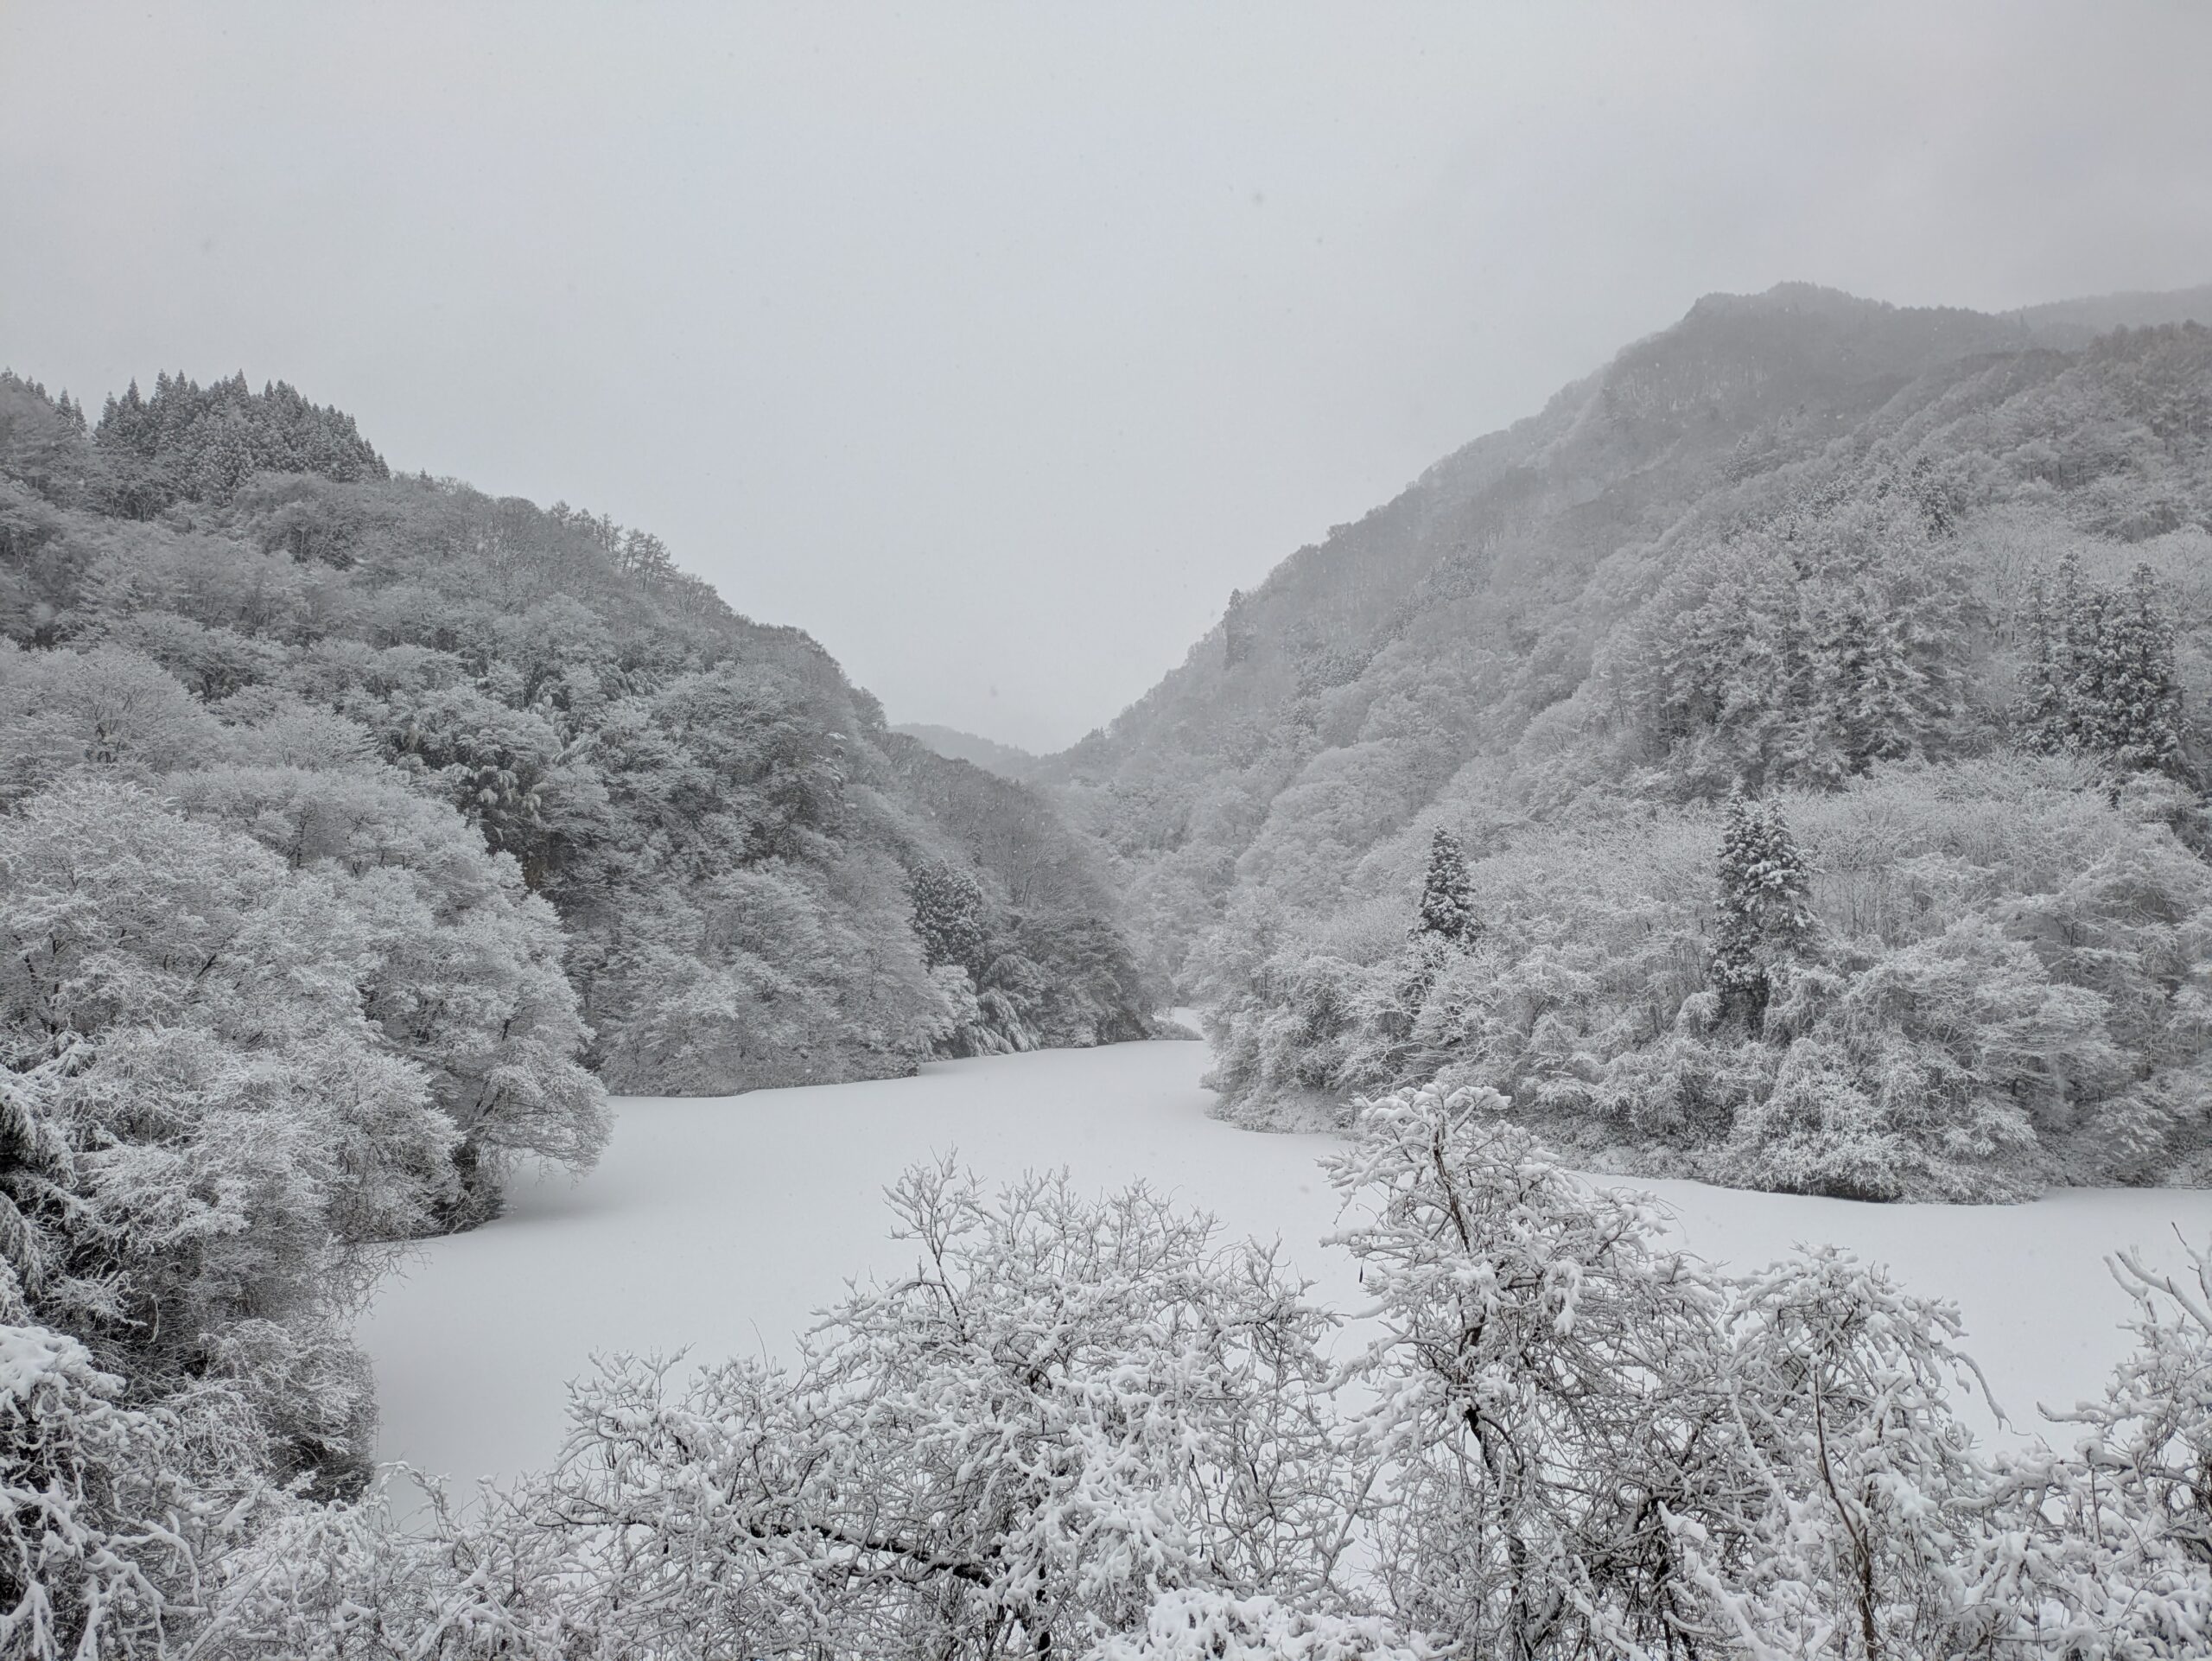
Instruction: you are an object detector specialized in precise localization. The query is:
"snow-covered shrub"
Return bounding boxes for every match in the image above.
[1992,1239,2212,1653]
[1670,1250,2030,1656]
[1325,1083,1752,1656]
[0,1316,201,1661]
[119,1132,2212,1658]
[486,1163,1353,1658]
[197,1478,521,1661]
[1321,1082,2212,1654]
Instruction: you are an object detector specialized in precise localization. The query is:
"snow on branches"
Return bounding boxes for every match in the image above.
[0,1319,197,1661]
[21,1085,2212,1658]
[485,1164,1360,1658]
[1411,827,1480,950]
[1711,789,1815,1031]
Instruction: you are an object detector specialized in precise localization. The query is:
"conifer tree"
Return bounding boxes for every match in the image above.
[1710,792,1813,1031]
[910,862,989,978]
[2097,564,2185,775]
[2020,555,2186,780]
[1411,826,1479,948]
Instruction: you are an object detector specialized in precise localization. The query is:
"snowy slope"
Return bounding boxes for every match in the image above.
[361,1035,2212,1495]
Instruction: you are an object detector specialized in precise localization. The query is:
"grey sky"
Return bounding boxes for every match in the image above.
[6,3,2211,750]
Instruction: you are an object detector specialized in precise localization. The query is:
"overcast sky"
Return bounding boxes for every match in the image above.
[7,3,2212,749]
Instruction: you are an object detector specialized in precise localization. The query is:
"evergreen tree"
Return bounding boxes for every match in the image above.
[1411,826,1479,948]
[91,368,389,505]
[2096,564,2185,775]
[1831,601,1932,777]
[1710,792,1813,1031]
[910,862,989,978]
[2020,555,2186,779]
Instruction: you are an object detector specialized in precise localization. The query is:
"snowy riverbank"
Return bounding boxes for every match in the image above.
[362,1034,2212,1492]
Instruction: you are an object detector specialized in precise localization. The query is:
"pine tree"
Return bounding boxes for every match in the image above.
[1710,792,1813,1032]
[1411,826,1479,948]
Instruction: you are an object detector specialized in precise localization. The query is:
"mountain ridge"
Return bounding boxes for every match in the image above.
[1047,279,2212,794]
[1031,277,2212,1200]
[892,721,1043,780]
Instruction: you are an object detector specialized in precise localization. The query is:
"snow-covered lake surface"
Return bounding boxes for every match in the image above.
[363,1034,2212,1494]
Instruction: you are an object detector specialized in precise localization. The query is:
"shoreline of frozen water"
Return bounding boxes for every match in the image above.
[361,1035,2212,1492]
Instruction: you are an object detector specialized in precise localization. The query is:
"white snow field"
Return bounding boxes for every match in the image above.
[362,1034,2212,1494]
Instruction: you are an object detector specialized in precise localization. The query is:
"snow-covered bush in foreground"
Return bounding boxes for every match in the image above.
[1335,1081,2212,1658]
[41,1085,2212,1657]
[0,1315,199,1661]
[1082,1589,1440,1660]
[1326,1083,1748,1655]
[472,1164,1357,1658]
[1986,1241,2212,1655]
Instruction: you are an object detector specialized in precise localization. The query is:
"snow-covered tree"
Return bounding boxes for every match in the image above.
[493,1162,1354,1658]
[1996,1238,2212,1653]
[1410,826,1479,948]
[2093,564,2187,777]
[168,761,607,1223]
[1667,1249,2027,1657]
[2022,554,2188,780]
[1711,792,1814,1031]
[1326,1084,1751,1657]
[0,780,469,1486]
[1223,588,1255,668]
[911,859,989,976]
[0,1313,206,1661]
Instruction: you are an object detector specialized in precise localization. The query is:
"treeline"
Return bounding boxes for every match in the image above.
[24,1091,2212,1656]
[1211,755,2212,1201]
[1046,290,2212,1201]
[0,366,1154,1518]
[1,364,1153,1098]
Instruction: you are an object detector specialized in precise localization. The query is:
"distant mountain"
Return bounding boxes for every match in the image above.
[894,721,1043,780]
[1036,281,2047,950]
[2014,283,2212,347]
[1043,281,2212,1200]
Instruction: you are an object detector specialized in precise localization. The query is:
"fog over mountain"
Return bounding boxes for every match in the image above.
[9,3,2212,748]
[893,722,1043,780]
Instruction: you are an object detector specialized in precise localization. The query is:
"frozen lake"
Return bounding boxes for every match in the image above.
[362,1034,2212,1492]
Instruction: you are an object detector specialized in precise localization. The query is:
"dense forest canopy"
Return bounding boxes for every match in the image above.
[1036,284,2212,1202]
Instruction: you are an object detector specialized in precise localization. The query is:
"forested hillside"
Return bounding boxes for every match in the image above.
[0,366,1154,1518]
[1051,283,2212,1200]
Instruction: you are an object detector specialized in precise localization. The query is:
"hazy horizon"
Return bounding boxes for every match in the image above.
[9,2,2212,749]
